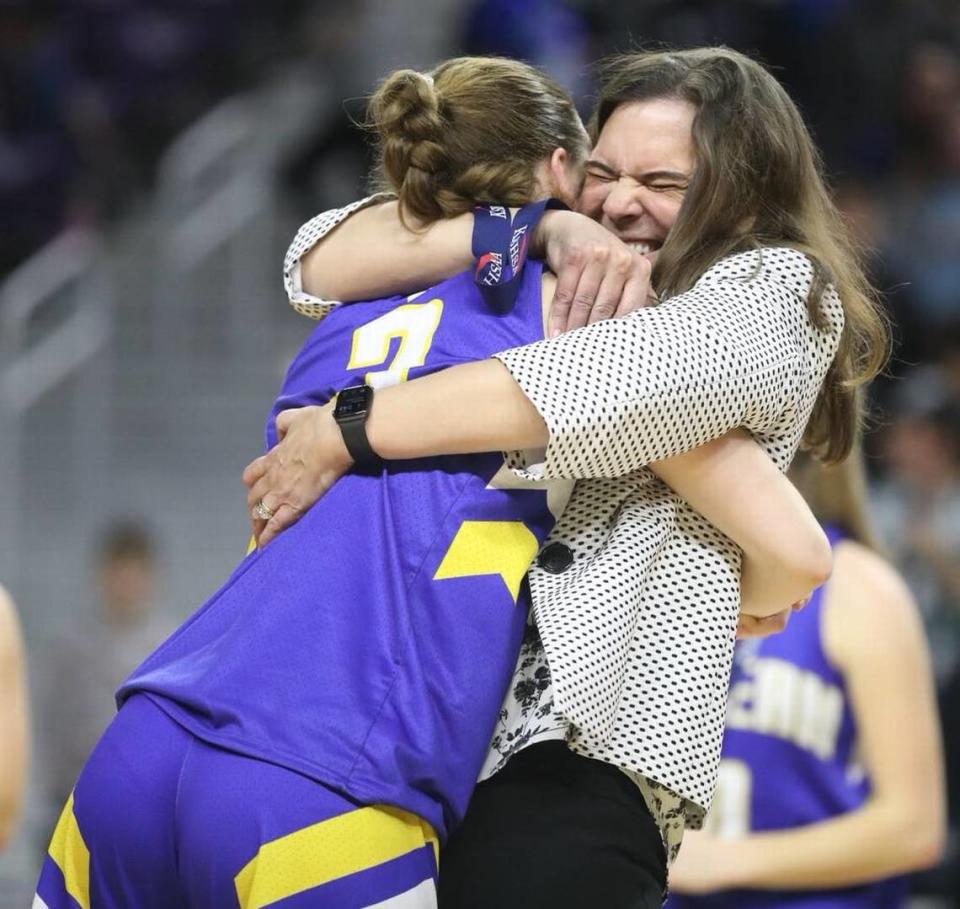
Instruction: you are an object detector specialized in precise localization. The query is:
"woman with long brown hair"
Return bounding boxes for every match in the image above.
[33,56,830,909]
[244,48,890,907]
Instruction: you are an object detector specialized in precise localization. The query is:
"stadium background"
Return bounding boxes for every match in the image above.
[0,0,958,904]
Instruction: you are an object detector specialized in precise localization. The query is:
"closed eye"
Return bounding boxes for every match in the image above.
[585,167,616,183]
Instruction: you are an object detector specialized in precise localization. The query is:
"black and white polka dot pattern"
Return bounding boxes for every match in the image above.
[283,202,844,827]
[493,248,842,816]
[283,193,395,320]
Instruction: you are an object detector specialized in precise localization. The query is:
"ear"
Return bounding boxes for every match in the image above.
[548,146,570,186]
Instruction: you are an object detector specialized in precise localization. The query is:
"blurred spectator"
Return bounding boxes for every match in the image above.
[0,0,274,272]
[871,370,960,684]
[460,0,594,109]
[0,584,28,852]
[38,519,172,814]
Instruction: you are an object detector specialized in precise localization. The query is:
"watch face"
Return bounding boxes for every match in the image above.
[335,385,372,418]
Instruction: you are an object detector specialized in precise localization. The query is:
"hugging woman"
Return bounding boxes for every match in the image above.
[248,47,889,908]
[34,56,828,909]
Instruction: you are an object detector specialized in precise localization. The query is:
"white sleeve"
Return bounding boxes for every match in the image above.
[494,253,843,480]
[284,193,396,321]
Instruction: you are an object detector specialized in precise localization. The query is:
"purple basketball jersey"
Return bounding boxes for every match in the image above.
[119,263,556,841]
[668,527,908,908]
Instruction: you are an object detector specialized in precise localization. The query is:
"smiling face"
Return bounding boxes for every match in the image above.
[577,98,697,262]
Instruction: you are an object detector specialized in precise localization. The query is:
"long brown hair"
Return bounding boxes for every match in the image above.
[367,57,589,226]
[592,48,889,463]
[789,448,884,553]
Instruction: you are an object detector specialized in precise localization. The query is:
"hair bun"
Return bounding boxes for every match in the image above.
[369,69,446,183]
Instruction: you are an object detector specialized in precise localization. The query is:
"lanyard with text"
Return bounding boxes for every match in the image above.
[472,199,568,313]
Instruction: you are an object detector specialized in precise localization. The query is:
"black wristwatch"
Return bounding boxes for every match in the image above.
[333,384,382,469]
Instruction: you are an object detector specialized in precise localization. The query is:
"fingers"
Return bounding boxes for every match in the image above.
[251,517,266,547]
[549,246,583,338]
[247,471,274,516]
[275,409,296,441]
[565,251,608,331]
[587,247,636,326]
[258,503,304,549]
[550,242,652,334]
[737,609,791,639]
[613,256,654,318]
[242,455,268,490]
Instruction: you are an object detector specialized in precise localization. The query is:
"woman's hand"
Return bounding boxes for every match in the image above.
[736,596,808,639]
[242,404,353,548]
[736,608,790,639]
[535,209,657,337]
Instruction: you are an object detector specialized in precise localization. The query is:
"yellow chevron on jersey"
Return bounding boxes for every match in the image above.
[434,520,538,602]
[47,791,91,909]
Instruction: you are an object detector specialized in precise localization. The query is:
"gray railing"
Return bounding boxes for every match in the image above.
[0,229,113,591]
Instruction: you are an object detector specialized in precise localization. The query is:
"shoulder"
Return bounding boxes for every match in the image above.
[696,246,844,346]
[821,540,920,670]
[700,246,816,296]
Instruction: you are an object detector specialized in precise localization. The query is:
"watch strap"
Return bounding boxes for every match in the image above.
[337,412,381,470]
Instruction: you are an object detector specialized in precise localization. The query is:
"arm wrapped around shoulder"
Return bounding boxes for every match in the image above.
[495,250,844,480]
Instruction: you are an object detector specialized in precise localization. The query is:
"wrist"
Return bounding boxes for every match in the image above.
[324,404,355,472]
[533,209,563,258]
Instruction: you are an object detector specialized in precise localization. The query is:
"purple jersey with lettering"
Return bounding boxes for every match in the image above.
[119,262,556,841]
[668,527,908,908]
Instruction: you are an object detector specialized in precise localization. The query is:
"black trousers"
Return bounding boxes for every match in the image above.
[439,742,668,908]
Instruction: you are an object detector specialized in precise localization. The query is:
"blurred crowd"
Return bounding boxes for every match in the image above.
[2,0,960,902]
[0,0,319,273]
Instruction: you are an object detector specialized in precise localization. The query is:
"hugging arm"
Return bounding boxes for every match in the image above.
[247,268,834,615]
[649,431,830,621]
[290,198,474,309]
[287,198,653,332]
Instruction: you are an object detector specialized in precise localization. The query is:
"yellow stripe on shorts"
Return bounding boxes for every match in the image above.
[234,804,438,909]
[48,792,91,909]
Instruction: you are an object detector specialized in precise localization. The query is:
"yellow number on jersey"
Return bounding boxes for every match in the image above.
[348,299,444,388]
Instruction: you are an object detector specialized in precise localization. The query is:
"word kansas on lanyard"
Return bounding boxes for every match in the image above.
[472,199,568,313]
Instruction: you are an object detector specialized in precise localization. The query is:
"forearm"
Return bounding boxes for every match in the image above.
[367,359,547,457]
[299,201,473,302]
[728,799,942,889]
[0,703,27,850]
[0,619,28,850]
[650,433,831,619]
[733,462,830,617]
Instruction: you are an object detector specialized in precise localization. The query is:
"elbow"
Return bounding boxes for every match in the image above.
[803,534,834,594]
[908,813,947,871]
[300,250,334,301]
[787,525,833,601]
[880,802,947,873]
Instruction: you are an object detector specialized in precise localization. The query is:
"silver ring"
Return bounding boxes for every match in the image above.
[253,500,274,521]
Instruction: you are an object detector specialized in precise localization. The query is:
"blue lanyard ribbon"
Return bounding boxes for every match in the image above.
[472,198,568,312]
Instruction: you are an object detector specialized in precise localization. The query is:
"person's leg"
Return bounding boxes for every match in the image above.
[34,694,191,909]
[175,734,440,908]
[440,742,667,909]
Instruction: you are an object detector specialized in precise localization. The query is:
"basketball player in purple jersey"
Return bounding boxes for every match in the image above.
[35,58,829,909]
[667,452,945,908]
